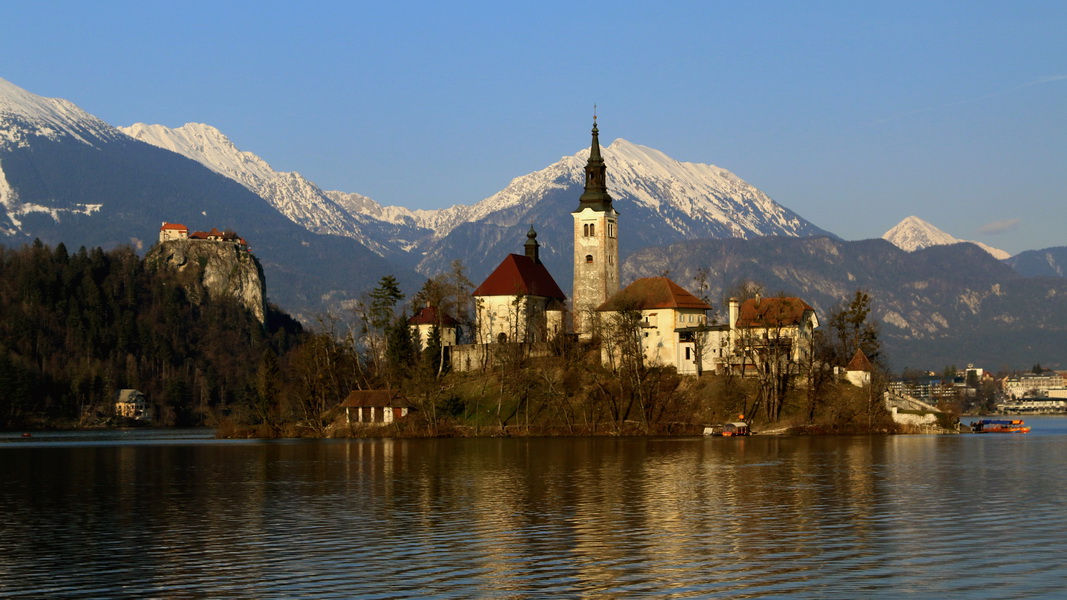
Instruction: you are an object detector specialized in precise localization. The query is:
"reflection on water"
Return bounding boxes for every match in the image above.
[2,419,1067,598]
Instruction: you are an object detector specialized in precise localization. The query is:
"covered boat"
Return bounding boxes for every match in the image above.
[722,422,750,437]
[970,419,1030,434]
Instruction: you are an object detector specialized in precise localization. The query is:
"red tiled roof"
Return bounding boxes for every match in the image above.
[597,277,711,311]
[188,231,210,239]
[409,306,459,326]
[846,348,874,372]
[339,389,410,408]
[736,297,815,328]
[473,254,566,300]
[160,222,188,231]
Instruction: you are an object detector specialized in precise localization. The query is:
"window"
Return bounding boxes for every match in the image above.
[589,223,595,237]
[685,347,691,360]
[582,223,596,237]
[585,255,593,264]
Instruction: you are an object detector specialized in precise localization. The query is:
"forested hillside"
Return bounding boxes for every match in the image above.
[0,240,302,428]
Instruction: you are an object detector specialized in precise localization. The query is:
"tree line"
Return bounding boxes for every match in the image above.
[0,240,301,428]
[1,239,893,435]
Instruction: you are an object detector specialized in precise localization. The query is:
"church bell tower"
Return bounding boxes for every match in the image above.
[572,116,619,339]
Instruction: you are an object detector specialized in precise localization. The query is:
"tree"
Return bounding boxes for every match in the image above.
[821,289,886,428]
[360,275,405,377]
[600,299,648,431]
[253,349,282,433]
[690,267,715,377]
[384,312,418,385]
[825,290,881,367]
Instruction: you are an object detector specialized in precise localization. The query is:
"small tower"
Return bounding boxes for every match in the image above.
[524,224,541,264]
[572,116,620,339]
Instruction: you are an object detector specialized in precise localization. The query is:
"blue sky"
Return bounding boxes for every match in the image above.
[4,1,1065,254]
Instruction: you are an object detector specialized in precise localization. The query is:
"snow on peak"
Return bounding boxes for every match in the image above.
[120,121,426,258]
[883,216,1010,259]
[0,77,120,148]
[119,122,279,189]
[452,136,816,240]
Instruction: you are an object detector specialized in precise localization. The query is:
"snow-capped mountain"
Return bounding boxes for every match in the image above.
[0,77,120,149]
[1,77,126,233]
[0,77,417,318]
[125,118,830,285]
[119,122,419,260]
[883,215,1010,260]
[410,137,832,284]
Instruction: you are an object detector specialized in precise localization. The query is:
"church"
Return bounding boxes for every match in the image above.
[459,117,770,375]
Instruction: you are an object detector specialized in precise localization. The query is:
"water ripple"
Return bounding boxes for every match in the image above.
[4,427,1067,598]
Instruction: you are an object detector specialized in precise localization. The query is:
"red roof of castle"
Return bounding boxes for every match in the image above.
[736,297,816,328]
[597,277,711,311]
[409,306,459,326]
[473,254,566,300]
[160,222,188,231]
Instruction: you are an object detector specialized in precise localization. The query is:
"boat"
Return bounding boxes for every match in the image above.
[970,419,1030,434]
[702,422,750,436]
[722,422,750,437]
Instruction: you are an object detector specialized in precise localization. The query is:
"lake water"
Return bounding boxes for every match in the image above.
[3,418,1067,599]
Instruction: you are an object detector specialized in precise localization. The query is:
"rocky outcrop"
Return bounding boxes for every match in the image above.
[146,239,266,323]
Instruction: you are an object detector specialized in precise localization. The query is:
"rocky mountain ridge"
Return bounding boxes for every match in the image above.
[0,78,418,321]
[623,235,1067,369]
[120,120,831,284]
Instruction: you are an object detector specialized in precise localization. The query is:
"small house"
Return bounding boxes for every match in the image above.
[159,222,189,242]
[845,348,874,387]
[340,390,413,425]
[409,305,459,348]
[114,389,151,421]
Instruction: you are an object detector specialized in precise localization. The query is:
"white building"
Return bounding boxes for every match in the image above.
[720,295,820,376]
[408,305,459,349]
[597,277,711,373]
[472,227,567,344]
[1002,372,1067,399]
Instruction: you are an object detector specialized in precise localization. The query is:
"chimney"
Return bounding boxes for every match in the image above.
[729,298,739,331]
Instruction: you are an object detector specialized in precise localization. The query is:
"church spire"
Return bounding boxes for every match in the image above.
[524,224,541,264]
[575,115,613,212]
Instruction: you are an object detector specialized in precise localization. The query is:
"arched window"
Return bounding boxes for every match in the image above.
[585,255,593,264]
[497,332,507,344]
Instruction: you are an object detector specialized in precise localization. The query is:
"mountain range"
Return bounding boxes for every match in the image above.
[120,121,833,289]
[2,76,1064,368]
[0,77,419,318]
[623,236,1067,369]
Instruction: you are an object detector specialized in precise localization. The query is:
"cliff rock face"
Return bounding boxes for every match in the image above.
[147,240,266,323]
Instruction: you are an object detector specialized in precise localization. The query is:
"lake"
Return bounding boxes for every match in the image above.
[3,418,1067,599]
